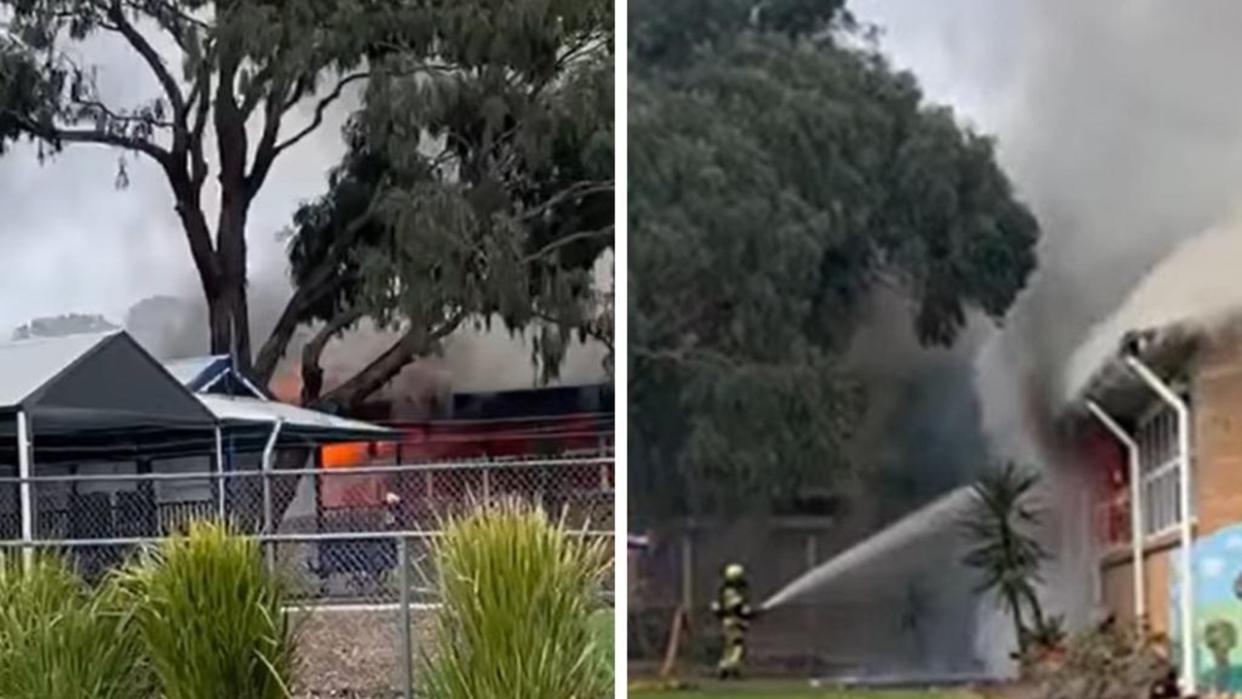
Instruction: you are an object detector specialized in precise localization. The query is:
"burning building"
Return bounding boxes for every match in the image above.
[1052,226,1242,695]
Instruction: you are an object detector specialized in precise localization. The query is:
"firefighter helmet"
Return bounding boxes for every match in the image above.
[724,563,745,582]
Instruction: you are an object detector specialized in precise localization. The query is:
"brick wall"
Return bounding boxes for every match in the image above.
[1099,537,1177,635]
[1101,557,1137,627]
[1193,325,1242,536]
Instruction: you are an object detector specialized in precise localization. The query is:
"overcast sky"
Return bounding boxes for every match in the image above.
[851,0,1024,133]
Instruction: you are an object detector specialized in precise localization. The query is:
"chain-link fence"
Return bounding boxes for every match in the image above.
[0,454,615,697]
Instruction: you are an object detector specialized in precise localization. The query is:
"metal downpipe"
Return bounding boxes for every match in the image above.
[1125,355,1195,696]
[1086,400,1145,626]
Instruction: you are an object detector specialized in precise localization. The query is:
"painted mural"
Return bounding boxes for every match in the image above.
[1171,523,1242,693]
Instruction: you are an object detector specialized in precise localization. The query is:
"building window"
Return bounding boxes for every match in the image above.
[1136,404,1185,536]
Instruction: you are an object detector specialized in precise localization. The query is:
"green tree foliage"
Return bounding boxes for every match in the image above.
[630,0,1039,518]
[1,1,612,399]
[255,0,613,409]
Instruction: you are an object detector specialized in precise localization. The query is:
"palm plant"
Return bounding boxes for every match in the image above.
[960,462,1050,653]
[118,521,296,699]
[420,498,613,699]
[0,554,148,698]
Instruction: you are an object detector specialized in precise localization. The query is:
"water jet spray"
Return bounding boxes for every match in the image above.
[760,486,978,611]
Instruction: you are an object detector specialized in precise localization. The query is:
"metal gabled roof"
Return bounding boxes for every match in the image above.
[0,331,215,434]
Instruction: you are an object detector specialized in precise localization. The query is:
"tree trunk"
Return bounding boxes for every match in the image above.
[1023,586,1046,631]
[300,309,365,406]
[206,266,250,364]
[210,192,251,367]
[210,42,252,370]
[1007,588,1027,654]
[207,290,231,357]
[313,313,465,412]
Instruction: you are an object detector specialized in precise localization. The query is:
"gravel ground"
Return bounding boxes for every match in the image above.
[291,606,435,698]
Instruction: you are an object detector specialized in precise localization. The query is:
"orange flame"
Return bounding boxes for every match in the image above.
[322,443,370,469]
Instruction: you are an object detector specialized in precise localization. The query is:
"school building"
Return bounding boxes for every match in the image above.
[1065,317,1242,694]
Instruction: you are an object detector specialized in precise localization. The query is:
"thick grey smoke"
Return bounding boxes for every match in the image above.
[852,0,1242,454]
[816,0,1242,679]
[973,2,1242,646]
[972,0,1242,456]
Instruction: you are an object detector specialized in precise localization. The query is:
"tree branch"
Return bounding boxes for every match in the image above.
[187,57,212,190]
[252,185,388,381]
[299,307,366,405]
[252,271,340,384]
[518,181,613,223]
[264,71,369,162]
[106,0,186,117]
[632,345,740,371]
[314,310,466,411]
[522,225,614,263]
[245,87,289,199]
[534,308,613,352]
[239,65,280,117]
[122,0,210,38]
[5,111,170,163]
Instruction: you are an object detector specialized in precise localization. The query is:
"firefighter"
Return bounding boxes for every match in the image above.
[383,491,402,528]
[711,562,758,679]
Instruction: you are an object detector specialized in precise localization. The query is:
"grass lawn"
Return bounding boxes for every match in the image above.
[628,682,982,699]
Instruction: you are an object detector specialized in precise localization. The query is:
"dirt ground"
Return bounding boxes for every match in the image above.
[627,677,1041,699]
[627,681,985,698]
[290,606,435,698]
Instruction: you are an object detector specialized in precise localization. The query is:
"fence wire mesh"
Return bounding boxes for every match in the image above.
[0,453,615,697]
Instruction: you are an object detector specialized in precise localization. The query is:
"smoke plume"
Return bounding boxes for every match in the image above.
[968,0,1242,667]
[975,0,1242,461]
[126,249,612,414]
[805,0,1242,680]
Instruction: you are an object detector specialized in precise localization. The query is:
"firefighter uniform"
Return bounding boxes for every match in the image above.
[711,563,756,679]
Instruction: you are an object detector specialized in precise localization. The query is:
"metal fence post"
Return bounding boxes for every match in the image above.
[261,420,283,573]
[16,410,34,571]
[399,535,413,699]
[214,427,226,519]
[263,469,275,573]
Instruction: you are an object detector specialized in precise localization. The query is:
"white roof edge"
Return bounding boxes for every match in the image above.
[1061,223,1242,406]
[196,394,393,434]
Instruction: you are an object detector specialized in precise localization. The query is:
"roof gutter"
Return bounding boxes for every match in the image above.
[1125,354,1195,695]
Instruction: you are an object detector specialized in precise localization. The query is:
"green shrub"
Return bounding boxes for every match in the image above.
[421,499,612,699]
[0,554,148,698]
[592,607,616,684]
[119,521,296,699]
